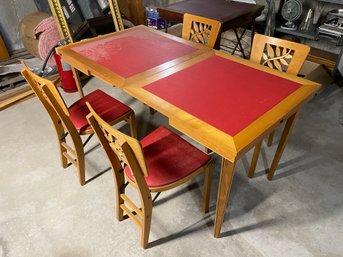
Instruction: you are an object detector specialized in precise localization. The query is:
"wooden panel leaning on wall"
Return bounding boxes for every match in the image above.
[117,0,146,26]
[0,35,10,61]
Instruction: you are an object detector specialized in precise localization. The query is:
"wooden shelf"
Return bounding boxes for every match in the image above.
[318,0,343,5]
[275,26,317,40]
[307,47,338,71]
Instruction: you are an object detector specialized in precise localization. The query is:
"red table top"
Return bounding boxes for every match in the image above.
[144,55,301,136]
[71,28,197,78]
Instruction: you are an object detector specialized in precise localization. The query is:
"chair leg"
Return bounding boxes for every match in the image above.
[267,130,275,147]
[248,140,262,178]
[70,133,86,186]
[141,199,153,249]
[116,176,125,221]
[59,139,68,168]
[56,124,68,168]
[75,147,86,186]
[128,112,137,139]
[202,160,214,213]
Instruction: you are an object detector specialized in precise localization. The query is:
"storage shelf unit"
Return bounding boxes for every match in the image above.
[275,27,317,40]
[318,0,342,4]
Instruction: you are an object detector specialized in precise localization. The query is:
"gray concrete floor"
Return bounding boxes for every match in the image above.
[1,78,343,257]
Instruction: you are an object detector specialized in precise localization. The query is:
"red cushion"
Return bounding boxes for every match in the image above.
[69,89,132,132]
[124,127,211,188]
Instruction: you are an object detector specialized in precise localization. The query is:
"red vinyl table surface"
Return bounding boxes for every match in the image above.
[71,28,197,78]
[144,55,301,136]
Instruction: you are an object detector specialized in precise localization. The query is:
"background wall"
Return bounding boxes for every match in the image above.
[0,0,341,53]
[0,0,37,52]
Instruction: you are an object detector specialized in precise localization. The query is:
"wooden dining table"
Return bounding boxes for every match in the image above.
[56,25,320,237]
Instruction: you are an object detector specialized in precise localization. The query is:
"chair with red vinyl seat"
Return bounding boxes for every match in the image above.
[86,102,214,249]
[21,61,137,186]
[248,33,310,180]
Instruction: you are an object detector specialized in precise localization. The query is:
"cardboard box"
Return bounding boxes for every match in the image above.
[299,60,333,87]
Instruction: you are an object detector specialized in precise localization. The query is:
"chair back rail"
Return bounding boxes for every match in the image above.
[250,33,310,75]
[21,61,85,184]
[182,13,221,49]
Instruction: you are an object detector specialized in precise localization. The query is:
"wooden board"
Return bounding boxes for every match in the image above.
[0,85,34,111]
[307,47,338,71]
[0,35,10,61]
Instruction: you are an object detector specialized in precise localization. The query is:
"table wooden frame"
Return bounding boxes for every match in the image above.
[57,26,211,92]
[57,26,320,238]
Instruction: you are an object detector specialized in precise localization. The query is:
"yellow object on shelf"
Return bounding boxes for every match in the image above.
[0,35,10,61]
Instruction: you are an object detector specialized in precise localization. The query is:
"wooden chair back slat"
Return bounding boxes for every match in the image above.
[182,13,221,49]
[21,61,70,115]
[85,102,148,178]
[250,33,310,75]
[21,61,85,185]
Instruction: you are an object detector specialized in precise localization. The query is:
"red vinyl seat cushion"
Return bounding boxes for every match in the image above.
[69,89,132,132]
[124,126,210,188]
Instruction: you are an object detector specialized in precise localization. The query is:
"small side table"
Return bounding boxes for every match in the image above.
[157,0,264,58]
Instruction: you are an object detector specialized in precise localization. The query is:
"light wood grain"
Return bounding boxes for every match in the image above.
[250,33,310,75]
[21,61,136,186]
[248,34,310,179]
[86,102,213,248]
[182,13,222,49]
[58,29,320,238]
[57,26,213,89]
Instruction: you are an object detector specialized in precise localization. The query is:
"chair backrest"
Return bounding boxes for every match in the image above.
[182,13,221,49]
[21,61,70,120]
[86,102,149,187]
[21,61,78,138]
[250,33,310,75]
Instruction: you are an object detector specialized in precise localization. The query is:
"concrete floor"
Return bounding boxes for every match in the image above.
[1,78,343,257]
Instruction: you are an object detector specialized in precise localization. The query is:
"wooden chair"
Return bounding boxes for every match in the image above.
[182,13,221,49]
[21,61,137,186]
[86,103,214,249]
[248,33,310,179]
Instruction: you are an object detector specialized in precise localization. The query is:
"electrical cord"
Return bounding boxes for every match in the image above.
[39,38,68,77]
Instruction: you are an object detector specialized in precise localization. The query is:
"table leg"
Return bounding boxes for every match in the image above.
[267,112,299,180]
[164,19,168,33]
[233,28,247,59]
[248,140,262,178]
[71,67,84,98]
[214,158,236,238]
[250,21,256,51]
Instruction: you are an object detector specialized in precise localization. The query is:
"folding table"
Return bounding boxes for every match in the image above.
[57,26,320,237]
[157,0,264,57]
